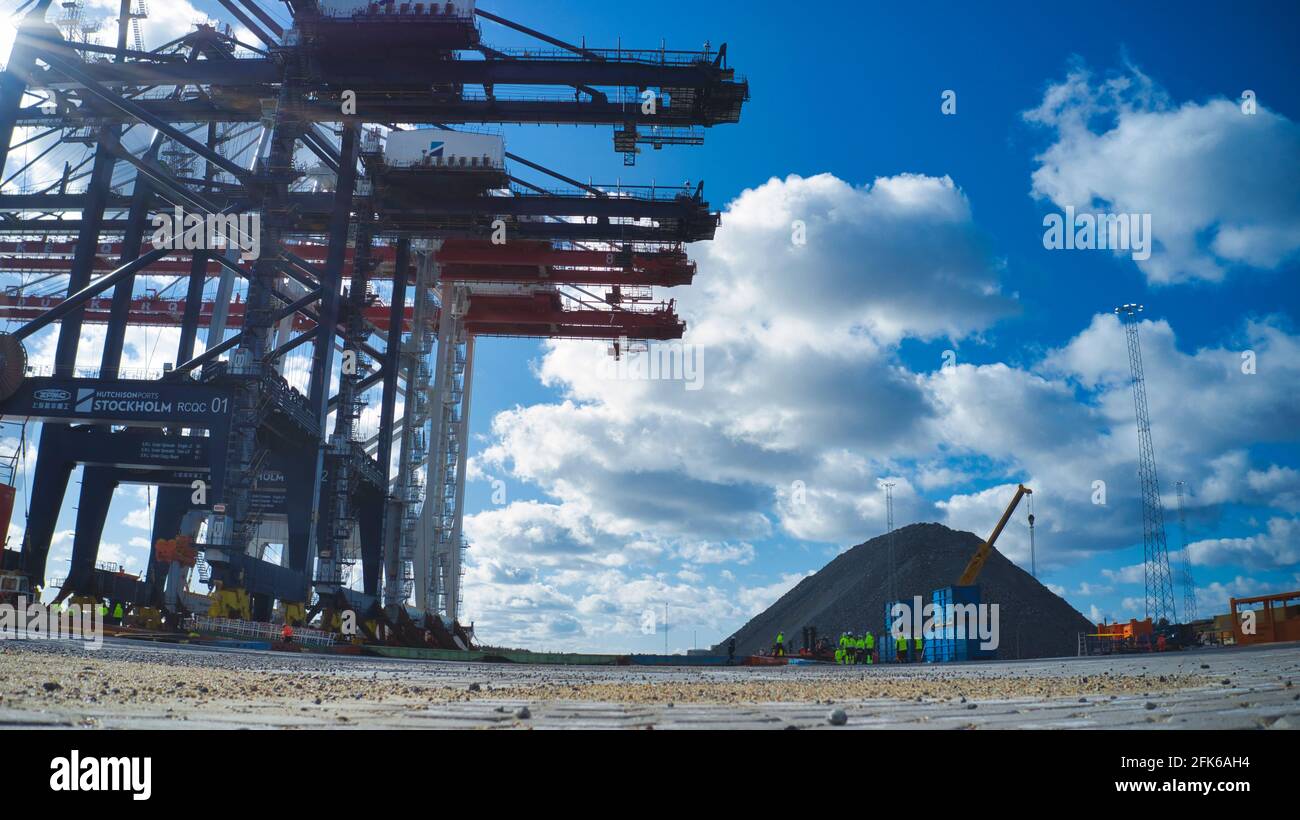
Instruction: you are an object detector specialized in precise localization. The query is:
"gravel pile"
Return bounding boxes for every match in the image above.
[717,522,1094,659]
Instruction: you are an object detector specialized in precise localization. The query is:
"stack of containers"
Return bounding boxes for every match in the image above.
[926,585,996,663]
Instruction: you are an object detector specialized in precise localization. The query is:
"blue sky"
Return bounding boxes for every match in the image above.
[2,1,1298,653]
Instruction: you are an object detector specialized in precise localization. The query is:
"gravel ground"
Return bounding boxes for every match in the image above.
[2,638,1297,729]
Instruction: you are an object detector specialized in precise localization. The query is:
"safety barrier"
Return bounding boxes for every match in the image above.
[187,615,337,647]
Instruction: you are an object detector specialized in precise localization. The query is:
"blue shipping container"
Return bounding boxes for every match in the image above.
[926,586,996,662]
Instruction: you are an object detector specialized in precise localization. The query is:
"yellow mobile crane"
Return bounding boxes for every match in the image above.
[956,484,1033,586]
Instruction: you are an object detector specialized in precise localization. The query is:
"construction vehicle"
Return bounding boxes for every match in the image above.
[957,484,1032,586]
[1080,617,1194,655]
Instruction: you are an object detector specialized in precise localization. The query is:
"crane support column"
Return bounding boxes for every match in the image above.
[423,278,473,621]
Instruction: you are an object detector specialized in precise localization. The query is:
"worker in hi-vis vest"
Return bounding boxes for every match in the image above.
[775,631,784,657]
[836,633,846,664]
[864,630,875,664]
[914,635,924,663]
[896,633,907,663]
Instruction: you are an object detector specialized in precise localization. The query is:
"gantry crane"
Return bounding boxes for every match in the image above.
[0,0,749,641]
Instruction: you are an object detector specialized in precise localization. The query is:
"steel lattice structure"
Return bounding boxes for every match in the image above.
[1175,480,1198,622]
[1115,304,1177,624]
[0,0,748,642]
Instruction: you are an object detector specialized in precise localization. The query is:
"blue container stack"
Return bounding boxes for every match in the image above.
[926,585,996,663]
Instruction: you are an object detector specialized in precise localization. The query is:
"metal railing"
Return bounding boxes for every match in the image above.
[22,364,171,381]
[509,182,699,202]
[490,46,721,67]
[187,615,337,647]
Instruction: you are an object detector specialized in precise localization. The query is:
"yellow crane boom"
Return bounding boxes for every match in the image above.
[957,484,1032,586]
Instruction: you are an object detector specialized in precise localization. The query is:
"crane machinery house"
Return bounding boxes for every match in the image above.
[383,130,505,170]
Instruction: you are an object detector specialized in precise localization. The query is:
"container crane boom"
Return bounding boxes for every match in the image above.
[957,484,1032,586]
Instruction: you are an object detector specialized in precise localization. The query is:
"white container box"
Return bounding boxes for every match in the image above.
[384,129,504,169]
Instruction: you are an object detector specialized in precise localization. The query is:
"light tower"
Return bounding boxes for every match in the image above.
[881,481,897,602]
[1115,304,1177,624]
[1175,481,1198,621]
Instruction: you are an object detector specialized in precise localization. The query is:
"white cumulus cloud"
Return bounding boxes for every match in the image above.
[1025,62,1300,284]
